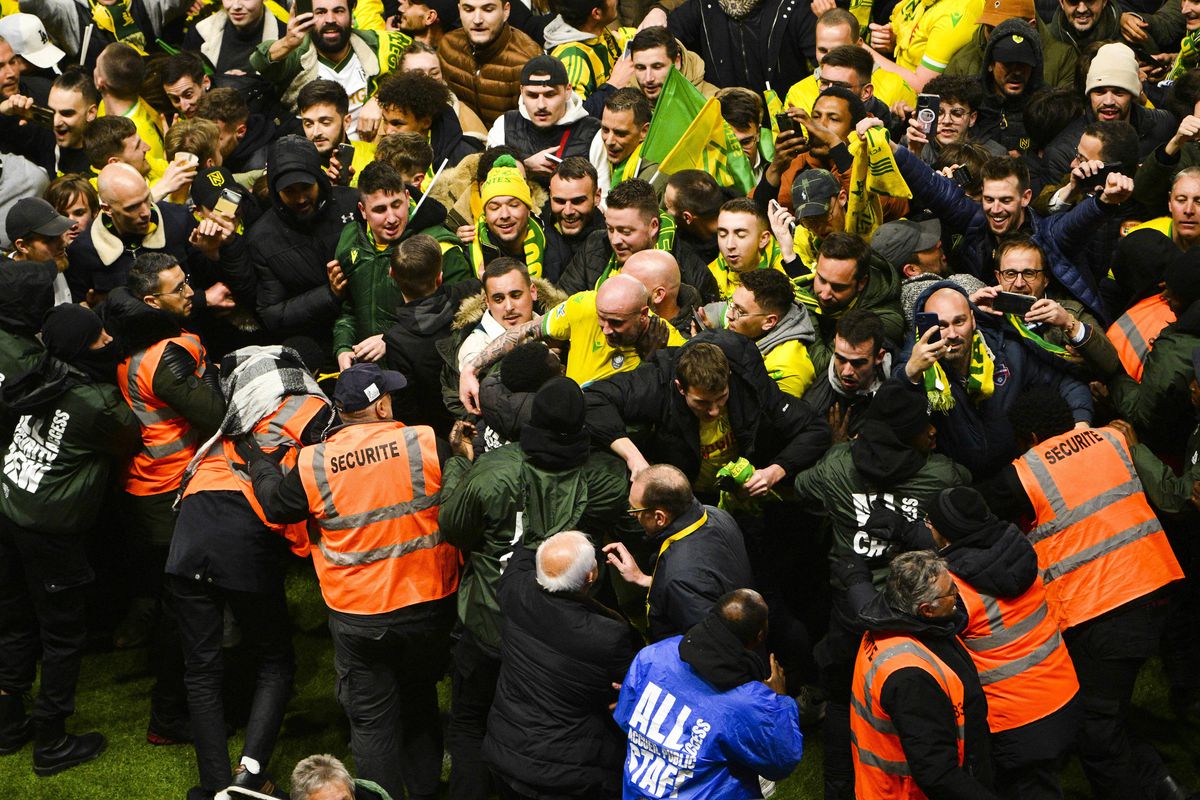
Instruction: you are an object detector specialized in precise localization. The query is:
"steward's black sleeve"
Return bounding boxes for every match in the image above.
[247,456,311,524]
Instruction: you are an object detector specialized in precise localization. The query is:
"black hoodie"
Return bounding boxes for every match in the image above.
[247,136,361,347]
[222,113,279,174]
[857,592,998,799]
[973,19,1046,155]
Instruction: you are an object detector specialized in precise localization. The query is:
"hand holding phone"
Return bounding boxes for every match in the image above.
[992,291,1038,315]
[915,311,941,343]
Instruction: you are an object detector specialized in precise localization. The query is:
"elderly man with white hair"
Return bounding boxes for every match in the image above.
[481,531,643,800]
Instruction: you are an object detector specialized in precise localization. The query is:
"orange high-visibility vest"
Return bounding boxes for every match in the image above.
[1107,294,1174,382]
[851,631,966,800]
[183,393,330,554]
[1012,427,1183,631]
[295,420,459,615]
[119,332,208,496]
[954,576,1078,733]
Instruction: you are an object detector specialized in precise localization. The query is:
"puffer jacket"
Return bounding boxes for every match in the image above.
[486,91,602,178]
[438,442,636,654]
[439,24,544,127]
[247,136,361,350]
[331,199,469,357]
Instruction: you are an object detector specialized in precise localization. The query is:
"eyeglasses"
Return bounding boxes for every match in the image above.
[997,269,1043,281]
[938,107,969,120]
[627,506,652,517]
[152,276,191,298]
[727,303,767,321]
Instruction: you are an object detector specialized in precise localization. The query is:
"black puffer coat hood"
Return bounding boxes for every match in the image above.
[941,519,1040,599]
[0,258,57,335]
[266,135,334,226]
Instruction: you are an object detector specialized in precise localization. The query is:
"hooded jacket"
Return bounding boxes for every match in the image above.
[382,279,482,436]
[855,591,998,799]
[584,330,831,485]
[972,20,1046,155]
[558,226,721,303]
[1045,0,1121,53]
[485,91,602,181]
[893,144,1109,319]
[700,301,818,396]
[800,349,893,441]
[793,431,970,584]
[248,136,361,348]
[438,442,636,655]
[0,356,140,534]
[482,545,642,798]
[331,198,469,356]
[0,259,56,396]
[799,252,904,376]
[438,24,544,127]
[222,112,279,174]
[895,281,1093,476]
[946,19,1076,89]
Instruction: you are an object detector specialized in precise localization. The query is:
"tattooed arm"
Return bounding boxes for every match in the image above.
[458,318,549,415]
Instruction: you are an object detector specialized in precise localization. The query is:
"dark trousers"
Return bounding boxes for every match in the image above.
[991,698,1082,800]
[447,631,502,800]
[815,594,863,800]
[329,601,452,800]
[1065,598,1170,800]
[168,574,295,792]
[0,517,92,725]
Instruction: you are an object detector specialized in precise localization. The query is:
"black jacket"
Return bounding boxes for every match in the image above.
[482,546,642,798]
[857,592,998,800]
[558,226,721,303]
[383,279,481,436]
[972,20,1046,156]
[223,113,279,174]
[585,330,831,484]
[647,499,754,642]
[248,136,361,348]
[431,105,484,169]
[65,202,199,301]
[668,0,816,93]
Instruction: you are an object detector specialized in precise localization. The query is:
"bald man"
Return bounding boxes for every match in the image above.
[900,282,1092,475]
[621,249,708,338]
[67,163,234,308]
[485,530,641,798]
[458,272,685,411]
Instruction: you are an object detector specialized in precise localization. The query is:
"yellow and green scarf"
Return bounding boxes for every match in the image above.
[710,238,783,300]
[923,330,995,412]
[595,212,677,289]
[610,142,645,187]
[846,126,911,243]
[1004,313,1071,358]
[91,0,147,53]
[469,214,546,279]
[1168,30,1200,81]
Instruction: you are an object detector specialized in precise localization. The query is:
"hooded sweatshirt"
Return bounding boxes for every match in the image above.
[973,19,1045,155]
[543,16,626,99]
[700,301,819,397]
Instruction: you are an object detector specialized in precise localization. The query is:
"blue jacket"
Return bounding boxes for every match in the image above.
[894,281,1092,477]
[892,145,1109,321]
[614,636,803,799]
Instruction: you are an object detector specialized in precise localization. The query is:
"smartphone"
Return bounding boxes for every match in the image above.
[993,291,1038,315]
[28,104,54,128]
[546,153,563,164]
[334,142,355,185]
[1083,162,1125,195]
[776,112,795,135]
[915,93,939,138]
[768,199,796,233]
[915,311,941,343]
[951,164,974,190]
[293,0,312,14]
[213,187,242,217]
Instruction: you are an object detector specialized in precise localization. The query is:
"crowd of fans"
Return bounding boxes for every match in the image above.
[1,0,1200,796]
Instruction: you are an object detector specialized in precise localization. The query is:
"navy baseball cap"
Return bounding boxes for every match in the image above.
[333,363,408,411]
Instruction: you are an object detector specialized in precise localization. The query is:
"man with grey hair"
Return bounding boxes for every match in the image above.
[604,463,753,642]
[290,753,389,800]
[482,532,642,799]
[850,550,997,799]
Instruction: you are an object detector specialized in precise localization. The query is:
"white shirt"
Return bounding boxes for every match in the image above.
[318,52,368,138]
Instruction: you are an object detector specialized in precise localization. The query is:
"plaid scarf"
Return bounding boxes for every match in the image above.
[923,331,996,412]
[469,215,546,279]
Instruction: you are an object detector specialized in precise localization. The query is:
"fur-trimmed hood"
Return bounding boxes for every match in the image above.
[430,151,551,230]
[451,276,567,331]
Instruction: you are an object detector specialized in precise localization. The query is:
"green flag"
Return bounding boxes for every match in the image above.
[641,67,706,165]
[660,96,757,194]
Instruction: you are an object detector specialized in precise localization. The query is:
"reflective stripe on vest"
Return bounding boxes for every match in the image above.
[119,332,207,495]
[1106,294,1174,382]
[297,421,459,614]
[1012,428,1182,630]
[851,632,965,799]
[955,578,1078,733]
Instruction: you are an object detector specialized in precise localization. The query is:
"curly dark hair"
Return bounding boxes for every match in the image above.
[375,71,450,122]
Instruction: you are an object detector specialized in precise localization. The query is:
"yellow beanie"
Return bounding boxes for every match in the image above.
[480,154,533,209]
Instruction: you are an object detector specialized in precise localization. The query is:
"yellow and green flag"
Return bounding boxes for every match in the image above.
[660,96,756,194]
[642,67,707,165]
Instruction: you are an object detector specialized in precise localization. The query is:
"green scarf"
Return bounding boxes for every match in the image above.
[1004,313,1071,358]
[1168,30,1200,81]
[469,215,546,279]
[595,212,677,289]
[611,142,645,187]
[923,330,996,412]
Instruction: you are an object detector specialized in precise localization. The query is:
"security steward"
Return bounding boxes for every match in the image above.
[242,362,460,800]
[981,386,1187,800]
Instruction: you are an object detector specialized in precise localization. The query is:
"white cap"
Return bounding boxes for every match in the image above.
[0,14,66,70]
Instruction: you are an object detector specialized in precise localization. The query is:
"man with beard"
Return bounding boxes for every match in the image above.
[1041,43,1175,181]
[437,0,543,127]
[298,79,375,189]
[0,35,55,177]
[46,69,98,176]
[6,198,74,307]
[1045,0,1122,54]
[800,310,891,443]
[899,282,1092,476]
[332,161,469,370]
[467,155,568,281]
[250,0,410,138]
[0,304,139,777]
[548,157,603,260]
[183,0,288,74]
[590,89,662,195]
[628,26,718,110]
[971,20,1044,156]
[248,135,360,360]
[871,217,985,325]
[390,0,457,48]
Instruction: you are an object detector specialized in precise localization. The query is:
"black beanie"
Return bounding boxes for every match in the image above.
[1165,248,1200,307]
[864,379,930,442]
[528,376,585,435]
[927,487,993,542]
[41,304,103,362]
